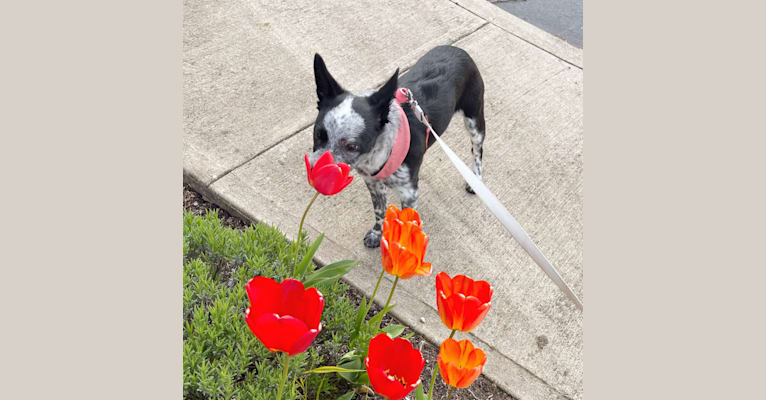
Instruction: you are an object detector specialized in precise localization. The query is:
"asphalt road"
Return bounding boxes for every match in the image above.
[490,0,583,48]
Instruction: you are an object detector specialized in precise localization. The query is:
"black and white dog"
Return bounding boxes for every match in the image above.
[308,45,486,248]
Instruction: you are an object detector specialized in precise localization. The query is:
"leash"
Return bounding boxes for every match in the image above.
[397,88,583,311]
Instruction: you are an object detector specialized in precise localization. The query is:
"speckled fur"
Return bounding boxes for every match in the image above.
[311,47,486,247]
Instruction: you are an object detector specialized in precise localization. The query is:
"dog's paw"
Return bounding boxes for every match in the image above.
[465,182,476,194]
[363,229,381,248]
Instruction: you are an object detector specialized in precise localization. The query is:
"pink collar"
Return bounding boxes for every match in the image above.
[371,89,410,179]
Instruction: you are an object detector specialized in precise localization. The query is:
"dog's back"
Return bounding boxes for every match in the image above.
[399,46,484,142]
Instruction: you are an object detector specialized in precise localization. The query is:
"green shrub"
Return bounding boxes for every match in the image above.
[183,211,357,399]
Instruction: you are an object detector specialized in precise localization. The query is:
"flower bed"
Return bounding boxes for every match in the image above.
[183,185,515,399]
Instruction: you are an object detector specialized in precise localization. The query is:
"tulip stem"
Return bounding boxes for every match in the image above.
[427,329,457,400]
[367,269,385,316]
[298,192,320,243]
[276,353,290,400]
[377,276,399,331]
[293,191,320,276]
[445,387,456,400]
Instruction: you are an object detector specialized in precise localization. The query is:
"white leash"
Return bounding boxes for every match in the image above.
[399,88,583,311]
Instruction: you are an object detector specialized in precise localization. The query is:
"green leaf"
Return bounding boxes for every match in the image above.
[351,297,368,341]
[381,324,406,338]
[303,259,359,288]
[335,391,354,400]
[304,366,365,375]
[367,304,395,330]
[337,355,363,383]
[415,383,426,400]
[295,234,323,279]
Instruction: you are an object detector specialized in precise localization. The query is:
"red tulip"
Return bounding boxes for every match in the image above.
[436,272,493,332]
[304,152,353,195]
[245,277,324,356]
[364,333,424,400]
[381,205,432,279]
[438,338,487,389]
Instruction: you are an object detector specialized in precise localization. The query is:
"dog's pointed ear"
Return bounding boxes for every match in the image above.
[314,53,344,104]
[368,68,399,127]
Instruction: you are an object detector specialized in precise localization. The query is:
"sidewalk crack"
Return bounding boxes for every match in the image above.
[205,121,314,187]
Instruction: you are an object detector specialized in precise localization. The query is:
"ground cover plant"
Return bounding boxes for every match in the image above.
[183,184,515,399]
[183,211,357,399]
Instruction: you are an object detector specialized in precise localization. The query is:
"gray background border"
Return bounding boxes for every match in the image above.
[2,1,765,398]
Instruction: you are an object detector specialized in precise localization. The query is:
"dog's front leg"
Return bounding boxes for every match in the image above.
[363,177,387,248]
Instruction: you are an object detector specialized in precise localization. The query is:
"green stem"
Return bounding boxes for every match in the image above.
[367,269,385,315]
[315,376,325,400]
[293,192,320,276]
[298,192,320,242]
[276,353,290,400]
[428,329,457,399]
[445,387,455,400]
[383,276,399,310]
[377,276,399,331]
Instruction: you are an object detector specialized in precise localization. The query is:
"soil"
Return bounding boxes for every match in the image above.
[184,184,516,400]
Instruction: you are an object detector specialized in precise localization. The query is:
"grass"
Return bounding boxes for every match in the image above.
[183,210,360,399]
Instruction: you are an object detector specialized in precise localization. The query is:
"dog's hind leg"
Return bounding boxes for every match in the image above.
[459,76,486,194]
[363,177,387,248]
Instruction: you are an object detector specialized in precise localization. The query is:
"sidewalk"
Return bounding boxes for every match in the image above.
[184,1,583,399]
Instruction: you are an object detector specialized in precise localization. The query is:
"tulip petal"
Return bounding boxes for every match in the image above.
[398,207,422,227]
[288,326,321,356]
[311,164,342,195]
[252,313,309,354]
[413,262,432,277]
[245,277,282,317]
[471,280,493,302]
[437,291,454,329]
[456,366,482,388]
[462,300,490,332]
[436,272,451,295]
[338,162,350,177]
[304,154,313,185]
[313,151,335,172]
[365,334,423,400]
[367,365,412,400]
[280,278,308,322]
[301,287,324,329]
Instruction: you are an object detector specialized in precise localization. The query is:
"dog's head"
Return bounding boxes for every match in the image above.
[309,53,399,172]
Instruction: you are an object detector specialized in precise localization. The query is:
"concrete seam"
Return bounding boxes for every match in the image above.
[446,0,582,70]
[202,21,490,188]
[205,121,314,187]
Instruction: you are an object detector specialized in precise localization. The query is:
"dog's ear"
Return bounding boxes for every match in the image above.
[367,68,399,128]
[314,53,344,105]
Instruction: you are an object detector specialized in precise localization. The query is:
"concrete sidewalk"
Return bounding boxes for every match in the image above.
[184,1,583,399]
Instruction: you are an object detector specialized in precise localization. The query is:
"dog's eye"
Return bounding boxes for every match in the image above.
[345,143,359,152]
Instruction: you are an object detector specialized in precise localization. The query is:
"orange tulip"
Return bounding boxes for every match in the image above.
[435,272,493,332]
[437,338,487,389]
[380,205,431,279]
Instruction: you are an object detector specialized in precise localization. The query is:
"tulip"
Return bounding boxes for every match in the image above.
[380,205,432,279]
[296,152,354,276]
[244,277,324,356]
[436,272,493,332]
[364,333,425,400]
[304,152,353,196]
[438,338,487,389]
[371,205,432,331]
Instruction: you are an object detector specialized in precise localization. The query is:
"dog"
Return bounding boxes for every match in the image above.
[308,45,486,248]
